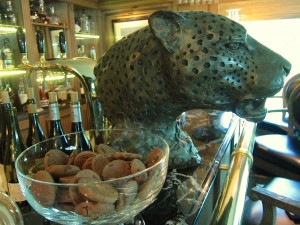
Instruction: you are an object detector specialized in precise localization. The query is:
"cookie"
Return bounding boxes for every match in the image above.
[96,144,117,160]
[44,149,69,169]
[59,175,75,184]
[46,165,80,178]
[74,169,100,183]
[91,154,110,177]
[113,152,142,161]
[116,180,138,211]
[102,160,131,180]
[31,170,57,207]
[57,187,72,203]
[69,186,87,206]
[78,177,118,204]
[67,150,79,165]
[74,151,97,169]
[130,159,147,184]
[75,202,115,218]
[82,156,95,170]
[146,147,164,167]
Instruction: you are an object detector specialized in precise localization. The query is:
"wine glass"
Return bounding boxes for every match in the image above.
[16,129,169,225]
[0,192,24,225]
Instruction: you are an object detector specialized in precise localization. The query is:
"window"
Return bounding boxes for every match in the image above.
[241,19,300,109]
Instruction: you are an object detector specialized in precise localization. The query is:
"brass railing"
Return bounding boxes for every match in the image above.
[210,120,257,225]
[19,58,104,130]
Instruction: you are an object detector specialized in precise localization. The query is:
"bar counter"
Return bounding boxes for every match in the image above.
[21,109,242,225]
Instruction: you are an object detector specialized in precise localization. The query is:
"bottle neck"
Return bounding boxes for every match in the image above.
[49,102,60,121]
[70,102,82,123]
[4,107,26,151]
[27,98,38,114]
[5,107,20,130]
[7,1,13,11]
[71,122,83,132]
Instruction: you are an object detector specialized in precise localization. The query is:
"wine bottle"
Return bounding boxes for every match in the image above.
[26,87,46,147]
[17,77,28,112]
[0,90,27,203]
[0,98,6,164]
[80,9,89,33]
[1,38,14,70]
[39,83,49,109]
[4,0,17,25]
[37,0,49,24]
[69,91,91,151]
[48,91,69,153]
[90,45,96,60]
[0,83,6,162]
[49,6,60,25]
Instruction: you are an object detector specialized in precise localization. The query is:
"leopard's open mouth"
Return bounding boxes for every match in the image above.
[235,98,267,122]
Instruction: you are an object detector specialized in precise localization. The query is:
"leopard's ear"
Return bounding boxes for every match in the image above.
[148,10,185,53]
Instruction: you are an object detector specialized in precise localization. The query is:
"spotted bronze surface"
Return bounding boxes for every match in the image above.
[94,10,291,169]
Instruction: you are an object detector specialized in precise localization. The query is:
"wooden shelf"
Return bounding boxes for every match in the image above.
[0,69,27,77]
[0,24,19,35]
[31,22,68,29]
[75,33,100,39]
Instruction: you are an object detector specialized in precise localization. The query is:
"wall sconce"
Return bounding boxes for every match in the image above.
[177,0,219,5]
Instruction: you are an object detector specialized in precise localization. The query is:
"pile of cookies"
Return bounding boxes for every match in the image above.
[30,144,164,218]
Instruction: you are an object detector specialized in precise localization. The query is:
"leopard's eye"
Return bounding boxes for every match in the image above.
[224,42,241,51]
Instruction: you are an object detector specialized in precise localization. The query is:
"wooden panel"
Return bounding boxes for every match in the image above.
[46,0,99,9]
[98,0,174,11]
[218,0,300,20]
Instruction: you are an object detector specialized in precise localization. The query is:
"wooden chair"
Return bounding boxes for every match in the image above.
[248,177,300,225]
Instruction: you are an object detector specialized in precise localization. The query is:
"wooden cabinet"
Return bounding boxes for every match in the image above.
[14,0,300,64]
[18,0,100,63]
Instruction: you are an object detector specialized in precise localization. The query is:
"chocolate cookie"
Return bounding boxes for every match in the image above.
[77,177,118,204]
[31,170,57,207]
[74,151,97,169]
[44,149,69,169]
[102,160,131,180]
[75,201,115,218]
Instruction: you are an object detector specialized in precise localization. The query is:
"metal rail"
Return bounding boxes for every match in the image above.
[209,120,257,225]
[19,58,104,130]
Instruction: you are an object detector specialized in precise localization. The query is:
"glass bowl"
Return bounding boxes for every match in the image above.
[16,129,169,225]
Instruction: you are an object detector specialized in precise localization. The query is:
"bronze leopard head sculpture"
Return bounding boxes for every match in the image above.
[94,10,291,169]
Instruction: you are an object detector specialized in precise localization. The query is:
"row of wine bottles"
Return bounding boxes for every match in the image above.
[0,87,91,204]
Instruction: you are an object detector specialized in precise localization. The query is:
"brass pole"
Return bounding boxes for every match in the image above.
[210,120,256,225]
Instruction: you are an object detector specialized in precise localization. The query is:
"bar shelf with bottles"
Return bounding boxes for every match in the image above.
[74,6,99,61]
[29,0,68,28]
[0,24,26,74]
[0,0,27,77]
[31,22,68,29]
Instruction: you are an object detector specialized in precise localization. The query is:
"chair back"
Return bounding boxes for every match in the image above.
[282,73,300,108]
[287,84,300,136]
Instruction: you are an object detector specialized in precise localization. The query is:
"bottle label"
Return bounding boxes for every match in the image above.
[40,99,49,108]
[49,103,60,120]
[27,103,38,114]
[71,104,82,123]
[8,183,26,202]
[0,164,8,193]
